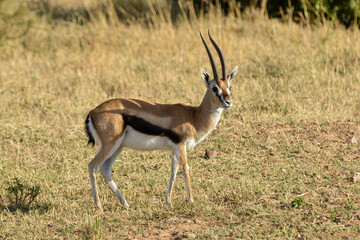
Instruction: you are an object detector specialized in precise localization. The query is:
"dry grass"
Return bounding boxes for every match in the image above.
[0,2,360,239]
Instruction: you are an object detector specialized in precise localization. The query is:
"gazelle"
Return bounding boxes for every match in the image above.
[85,31,238,210]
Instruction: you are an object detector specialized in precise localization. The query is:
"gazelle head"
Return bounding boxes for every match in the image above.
[200,31,238,109]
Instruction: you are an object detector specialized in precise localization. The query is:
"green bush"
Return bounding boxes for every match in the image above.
[6,177,41,211]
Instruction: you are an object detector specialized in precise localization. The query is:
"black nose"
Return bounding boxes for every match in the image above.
[225,100,232,105]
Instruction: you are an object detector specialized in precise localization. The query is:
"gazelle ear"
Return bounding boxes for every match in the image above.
[227,66,238,82]
[201,68,210,88]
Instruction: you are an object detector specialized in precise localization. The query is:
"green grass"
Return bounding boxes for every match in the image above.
[0,2,360,239]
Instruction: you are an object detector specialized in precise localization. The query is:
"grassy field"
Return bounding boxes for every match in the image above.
[0,2,360,239]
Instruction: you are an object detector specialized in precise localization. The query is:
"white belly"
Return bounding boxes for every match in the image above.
[122,127,174,151]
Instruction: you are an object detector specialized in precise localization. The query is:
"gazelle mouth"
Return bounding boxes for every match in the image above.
[222,101,232,109]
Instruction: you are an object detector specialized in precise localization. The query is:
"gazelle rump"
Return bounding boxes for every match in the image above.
[85,31,238,210]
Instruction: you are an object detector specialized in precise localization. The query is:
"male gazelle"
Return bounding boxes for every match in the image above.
[85,31,238,210]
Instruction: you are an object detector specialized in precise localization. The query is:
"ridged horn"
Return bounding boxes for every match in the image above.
[208,30,226,80]
[200,31,219,81]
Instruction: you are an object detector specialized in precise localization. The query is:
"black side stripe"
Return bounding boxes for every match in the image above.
[122,114,182,144]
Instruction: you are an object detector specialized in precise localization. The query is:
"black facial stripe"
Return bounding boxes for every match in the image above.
[215,92,223,102]
[122,114,182,144]
[211,85,228,103]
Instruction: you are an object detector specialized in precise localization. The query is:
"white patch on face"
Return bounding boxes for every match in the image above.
[122,126,174,151]
[227,83,231,96]
[209,81,225,108]
[210,81,221,94]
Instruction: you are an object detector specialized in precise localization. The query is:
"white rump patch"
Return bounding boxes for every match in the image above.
[88,117,101,147]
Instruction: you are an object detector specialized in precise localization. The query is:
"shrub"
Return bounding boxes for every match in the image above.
[6,177,41,211]
[291,197,306,208]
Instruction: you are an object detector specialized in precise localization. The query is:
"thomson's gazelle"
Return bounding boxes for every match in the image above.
[85,31,238,210]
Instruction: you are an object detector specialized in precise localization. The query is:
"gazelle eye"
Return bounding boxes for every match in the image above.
[212,87,217,92]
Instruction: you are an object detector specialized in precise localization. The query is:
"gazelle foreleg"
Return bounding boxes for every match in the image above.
[166,151,180,208]
[100,144,129,208]
[178,144,194,203]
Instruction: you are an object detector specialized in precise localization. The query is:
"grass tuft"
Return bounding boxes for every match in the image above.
[5,178,41,212]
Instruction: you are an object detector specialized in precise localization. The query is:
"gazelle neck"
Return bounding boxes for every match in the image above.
[199,89,221,113]
[194,89,223,136]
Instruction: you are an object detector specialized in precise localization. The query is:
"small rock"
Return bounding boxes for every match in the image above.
[353,172,360,183]
[346,136,358,144]
[352,176,358,183]
[205,150,218,159]
[342,170,349,175]
[281,169,287,173]
[186,232,196,239]
[324,165,331,170]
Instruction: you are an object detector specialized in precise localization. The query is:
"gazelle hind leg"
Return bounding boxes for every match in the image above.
[166,151,180,208]
[100,144,129,208]
[88,136,124,211]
